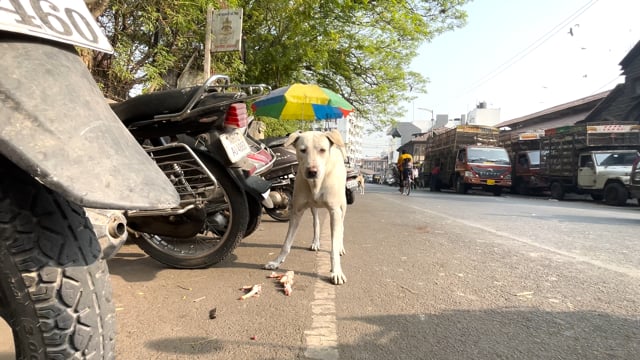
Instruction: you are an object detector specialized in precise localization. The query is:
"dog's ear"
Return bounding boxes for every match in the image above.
[325,130,347,158]
[284,130,302,147]
[325,129,345,148]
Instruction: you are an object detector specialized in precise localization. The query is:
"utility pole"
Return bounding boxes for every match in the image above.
[204,5,213,79]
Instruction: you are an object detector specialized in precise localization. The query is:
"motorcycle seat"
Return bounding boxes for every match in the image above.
[110,86,201,125]
[262,136,288,148]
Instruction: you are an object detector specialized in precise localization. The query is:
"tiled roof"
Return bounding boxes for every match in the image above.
[494,90,610,128]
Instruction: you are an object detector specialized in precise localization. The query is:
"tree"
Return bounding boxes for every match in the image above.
[90,0,469,128]
[241,0,468,129]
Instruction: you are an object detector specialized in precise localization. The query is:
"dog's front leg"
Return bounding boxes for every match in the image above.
[310,207,320,251]
[328,207,347,285]
[265,208,304,270]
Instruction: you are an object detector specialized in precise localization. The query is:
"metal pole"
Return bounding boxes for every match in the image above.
[204,6,213,78]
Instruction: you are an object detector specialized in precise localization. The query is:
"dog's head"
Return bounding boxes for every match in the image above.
[285,130,345,180]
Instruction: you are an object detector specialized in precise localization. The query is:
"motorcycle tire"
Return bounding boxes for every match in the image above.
[244,195,263,237]
[0,159,115,359]
[265,188,293,222]
[134,161,249,268]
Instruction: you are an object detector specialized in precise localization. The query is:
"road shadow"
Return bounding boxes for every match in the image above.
[340,308,639,359]
[107,246,167,282]
[139,308,638,359]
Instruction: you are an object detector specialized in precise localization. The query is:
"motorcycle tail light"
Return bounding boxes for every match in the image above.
[225,103,248,128]
[248,148,273,165]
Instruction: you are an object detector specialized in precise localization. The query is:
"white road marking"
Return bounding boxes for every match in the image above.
[387,196,640,279]
[304,214,339,360]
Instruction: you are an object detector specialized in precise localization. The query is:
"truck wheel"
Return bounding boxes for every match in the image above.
[604,183,628,206]
[492,187,503,196]
[0,161,115,359]
[455,177,467,194]
[550,182,565,200]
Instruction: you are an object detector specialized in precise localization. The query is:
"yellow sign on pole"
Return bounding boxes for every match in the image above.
[212,8,243,53]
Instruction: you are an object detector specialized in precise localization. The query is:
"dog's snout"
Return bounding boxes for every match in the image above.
[306,168,318,179]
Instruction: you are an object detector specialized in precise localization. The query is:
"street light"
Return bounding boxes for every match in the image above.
[417,107,435,134]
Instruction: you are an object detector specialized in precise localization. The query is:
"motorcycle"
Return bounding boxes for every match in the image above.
[0,2,180,358]
[111,75,275,269]
[261,136,298,221]
[346,167,359,204]
[245,119,298,221]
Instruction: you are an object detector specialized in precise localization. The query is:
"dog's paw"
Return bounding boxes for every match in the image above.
[330,272,347,285]
[340,247,346,256]
[264,261,281,270]
[310,242,320,251]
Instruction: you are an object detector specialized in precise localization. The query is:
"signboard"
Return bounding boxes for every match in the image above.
[212,8,243,53]
[586,124,640,133]
[518,133,542,140]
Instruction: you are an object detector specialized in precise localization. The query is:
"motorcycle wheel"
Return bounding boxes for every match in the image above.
[134,163,249,268]
[0,160,115,359]
[265,188,292,222]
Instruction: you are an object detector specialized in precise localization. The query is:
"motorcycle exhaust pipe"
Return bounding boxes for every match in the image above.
[85,208,128,260]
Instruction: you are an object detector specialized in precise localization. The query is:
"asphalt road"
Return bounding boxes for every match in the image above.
[1,184,639,359]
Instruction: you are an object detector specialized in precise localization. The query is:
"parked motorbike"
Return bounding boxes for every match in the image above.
[0,2,179,358]
[346,167,359,204]
[261,136,298,221]
[111,75,274,269]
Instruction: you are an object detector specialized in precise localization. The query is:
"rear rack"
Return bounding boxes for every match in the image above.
[128,143,221,217]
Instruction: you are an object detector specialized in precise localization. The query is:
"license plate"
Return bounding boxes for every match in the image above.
[220,129,251,163]
[346,180,359,189]
[487,179,496,185]
[0,0,113,53]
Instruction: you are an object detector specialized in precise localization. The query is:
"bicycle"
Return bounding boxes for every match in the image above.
[402,175,412,196]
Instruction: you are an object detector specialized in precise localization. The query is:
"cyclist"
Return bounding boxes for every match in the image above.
[397,150,413,193]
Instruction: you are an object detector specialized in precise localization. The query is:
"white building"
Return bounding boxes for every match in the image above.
[466,102,501,126]
[319,113,363,166]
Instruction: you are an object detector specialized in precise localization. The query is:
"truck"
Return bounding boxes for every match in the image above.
[499,132,548,195]
[421,125,512,196]
[630,157,640,204]
[541,123,640,206]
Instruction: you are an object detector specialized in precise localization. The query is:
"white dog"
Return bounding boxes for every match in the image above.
[264,130,347,285]
[356,173,365,194]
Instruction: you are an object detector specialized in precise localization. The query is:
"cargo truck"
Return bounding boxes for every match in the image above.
[499,132,548,195]
[421,125,512,196]
[541,123,640,206]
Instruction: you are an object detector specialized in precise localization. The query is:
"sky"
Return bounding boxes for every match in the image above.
[361,0,640,157]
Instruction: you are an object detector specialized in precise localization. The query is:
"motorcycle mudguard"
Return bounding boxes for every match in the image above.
[0,38,179,210]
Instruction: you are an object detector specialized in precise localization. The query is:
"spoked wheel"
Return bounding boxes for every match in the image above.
[133,164,249,268]
[0,159,115,359]
[265,187,293,222]
[403,179,411,195]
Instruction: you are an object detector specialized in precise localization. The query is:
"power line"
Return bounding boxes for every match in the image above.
[460,0,600,97]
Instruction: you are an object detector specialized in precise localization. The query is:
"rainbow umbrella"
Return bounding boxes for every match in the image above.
[322,87,354,117]
[251,84,353,120]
